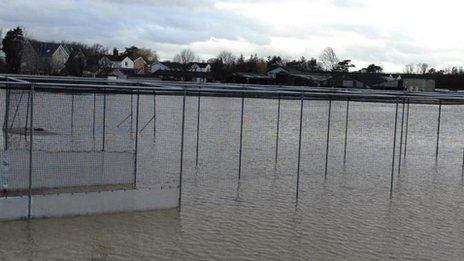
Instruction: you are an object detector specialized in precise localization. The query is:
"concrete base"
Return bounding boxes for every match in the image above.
[0,186,178,221]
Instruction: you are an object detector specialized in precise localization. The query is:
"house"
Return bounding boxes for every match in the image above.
[131,56,148,72]
[21,40,70,74]
[99,55,134,69]
[150,62,170,73]
[190,62,211,73]
[340,74,401,89]
[98,49,148,73]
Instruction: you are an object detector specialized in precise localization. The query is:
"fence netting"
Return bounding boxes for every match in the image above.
[2,82,464,215]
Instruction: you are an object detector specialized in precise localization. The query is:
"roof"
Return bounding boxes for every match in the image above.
[189,62,210,68]
[102,55,129,62]
[345,74,392,87]
[28,40,65,57]
[271,66,332,82]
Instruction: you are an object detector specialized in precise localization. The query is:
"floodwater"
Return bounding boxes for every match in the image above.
[2,91,464,260]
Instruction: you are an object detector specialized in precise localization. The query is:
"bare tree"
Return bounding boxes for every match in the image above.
[217,50,236,67]
[417,63,429,74]
[404,64,415,74]
[319,47,339,71]
[173,49,197,64]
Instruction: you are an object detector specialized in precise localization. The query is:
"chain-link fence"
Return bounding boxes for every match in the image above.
[2,76,464,220]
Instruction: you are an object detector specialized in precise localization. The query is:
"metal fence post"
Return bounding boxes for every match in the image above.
[324,99,332,179]
[92,93,96,140]
[130,94,134,135]
[296,92,304,201]
[28,84,34,219]
[195,86,201,167]
[238,92,245,180]
[275,94,281,165]
[134,92,140,188]
[390,100,399,198]
[3,79,10,151]
[71,94,74,135]
[102,92,107,152]
[153,91,156,141]
[398,100,405,174]
[436,100,442,161]
[404,101,410,159]
[343,99,350,164]
[179,89,187,208]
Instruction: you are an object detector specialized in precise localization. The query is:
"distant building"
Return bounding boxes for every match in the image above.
[21,40,70,74]
[98,49,148,73]
[404,78,435,91]
[340,74,402,89]
[150,62,170,73]
[267,66,332,86]
[190,62,211,73]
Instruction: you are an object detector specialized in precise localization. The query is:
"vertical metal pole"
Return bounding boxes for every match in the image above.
[92,93,96,140]
[390,101,399,198]
[179,89,187,208]
[27,84,34,219]
[324,99,332,179]
[275,94,281,164]
[296,93,304,201]
[71,94,74,135]
[238,93,245,180]
[134,92,140,188]
[153,91,156,141]
[343,99,350,164]
[102,92,107,152]
[3,80,10,151]
[195,86,201,166]
[404,101,410,159]
[130,94,133,135]
[398,100,405,174]
[24,92,30,138]
[436,101,442,161]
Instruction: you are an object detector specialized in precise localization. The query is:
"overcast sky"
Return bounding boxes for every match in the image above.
[1,0,463,72]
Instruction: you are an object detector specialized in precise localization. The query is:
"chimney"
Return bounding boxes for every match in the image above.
[113,48,119,56]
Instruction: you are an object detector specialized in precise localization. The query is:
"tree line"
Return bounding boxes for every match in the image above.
[1,27,464,77]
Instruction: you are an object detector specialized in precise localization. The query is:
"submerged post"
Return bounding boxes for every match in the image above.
[436,100,442,161]
[71,94,74,135]
[296,92,304,201]
[324,99,332,179]
[275,94,281,165]
[102,92,107,152]
[153,91,156,141]
[404,101,410,159]
[398,100,406,174]
[92,93,96,140]
[179,89,187,208]
[130,94,134,135]
[343,99,350,164]
[390,100,399,197]
[238,92,245,180]
[195,86,201,167]
[134,92,140,188]
[27,84,34,219]
[3,79,10,151]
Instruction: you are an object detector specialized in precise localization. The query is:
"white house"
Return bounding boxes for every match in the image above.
[99,55,134,69]
[190,63,211,73]
[150,62,170,73]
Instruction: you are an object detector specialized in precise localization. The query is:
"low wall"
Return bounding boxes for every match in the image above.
[0,186,178,221]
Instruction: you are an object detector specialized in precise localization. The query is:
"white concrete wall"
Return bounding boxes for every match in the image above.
[0,186,178,221]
